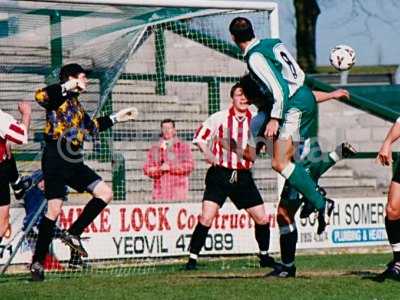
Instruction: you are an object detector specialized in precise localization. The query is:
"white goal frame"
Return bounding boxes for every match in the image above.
[22,0,280,38]
[22,0,285,197]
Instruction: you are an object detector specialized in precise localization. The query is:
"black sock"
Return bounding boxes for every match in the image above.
[385,217,400,262]
[255,223,270,253]
[280,226,298,265]
[188,223,210,257]
[32,216,56,264]
[68,198,107,236]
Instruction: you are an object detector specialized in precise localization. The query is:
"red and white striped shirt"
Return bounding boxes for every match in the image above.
[193,106,254,170]
[0,109,28,162]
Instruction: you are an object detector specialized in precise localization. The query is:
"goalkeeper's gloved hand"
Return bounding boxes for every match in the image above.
[110,107,139,124]
[61,78,86,94]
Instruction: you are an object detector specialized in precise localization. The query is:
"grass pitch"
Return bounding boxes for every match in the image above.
[0,253,398,300]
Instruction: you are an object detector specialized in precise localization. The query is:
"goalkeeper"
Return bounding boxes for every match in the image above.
[30,63,138,281]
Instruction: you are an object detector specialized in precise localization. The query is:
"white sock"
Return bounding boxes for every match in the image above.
[281,162,295,179]
[329,151,340,162]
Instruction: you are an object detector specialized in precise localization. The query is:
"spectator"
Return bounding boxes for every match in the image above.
[143,119,194,201]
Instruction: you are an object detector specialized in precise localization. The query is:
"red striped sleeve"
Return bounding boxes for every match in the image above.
[212,139,217,156]
[201,129,211,140]
[227,113,233,169]
[5,134,23,145]
[244,112,252,169]
[218,125,223,165]
[194,125,202,139]
[0,141,6,163]
[9,123,25,135]
[236,119,244,169]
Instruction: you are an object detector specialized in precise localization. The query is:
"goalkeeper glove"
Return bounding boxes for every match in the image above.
[61,78,86,95]
[110,107,138,124]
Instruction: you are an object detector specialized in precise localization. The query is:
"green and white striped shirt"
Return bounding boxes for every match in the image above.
[244,39,305,119]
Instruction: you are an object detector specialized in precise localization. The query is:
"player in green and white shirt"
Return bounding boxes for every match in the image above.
[237,74,356,278]
[229,18,358,269]
[229,16,332,232]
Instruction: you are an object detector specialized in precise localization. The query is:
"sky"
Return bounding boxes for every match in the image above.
[231,0,400,66]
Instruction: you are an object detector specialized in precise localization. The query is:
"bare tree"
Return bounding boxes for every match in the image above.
[294,0,320,73]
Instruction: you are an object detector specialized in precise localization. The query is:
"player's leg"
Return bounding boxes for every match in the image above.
[64,164,111,257]
[0,166,11,243]
[297,139,357,183]
[30,147,70,281]
[252,108,333,220]
[297,140,335,181]
[186,200,220,270]
[246,204,276,268]
[379,165,400,280]
[186,166,228,270]
[272,127,325,212]
[0,205,10,241]
[273,87,333,234]
[31,198,64,281]
[267,183,300,278]
[0,157,31,242]
[7,155,32,200]
[306,142,357,181]
[68,181,112,238]
[299,141,357,219]
[231,170,276,268]
[271,137,330,228]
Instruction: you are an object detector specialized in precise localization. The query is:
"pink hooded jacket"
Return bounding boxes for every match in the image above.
[143,138,194,200]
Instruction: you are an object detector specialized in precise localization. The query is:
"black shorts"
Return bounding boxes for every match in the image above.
[42,141,102,200]
[203,165,263,210]
[0,156,19,206]
[393,159,400,184]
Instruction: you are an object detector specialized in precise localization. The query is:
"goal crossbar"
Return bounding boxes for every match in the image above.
[20,0,280,37]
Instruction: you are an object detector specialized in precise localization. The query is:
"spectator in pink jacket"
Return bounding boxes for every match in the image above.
[143,119,194,201]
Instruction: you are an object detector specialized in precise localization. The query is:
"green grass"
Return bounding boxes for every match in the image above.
[0,253,398,300]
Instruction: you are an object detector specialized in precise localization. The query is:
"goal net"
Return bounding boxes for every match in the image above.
[0,0,280,278]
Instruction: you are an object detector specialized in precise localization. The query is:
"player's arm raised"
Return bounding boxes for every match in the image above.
[313,89,349,103]
[377,119,400,166]
[34,78,86,111]
[84,106,139,136]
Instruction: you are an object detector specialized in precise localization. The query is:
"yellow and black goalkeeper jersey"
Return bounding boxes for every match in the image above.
[35,84,113,147]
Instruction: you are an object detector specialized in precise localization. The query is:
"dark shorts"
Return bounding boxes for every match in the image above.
[0,156,19,206]
[393,159,400,184]
[203,165,263,210]
[42,142,101,200]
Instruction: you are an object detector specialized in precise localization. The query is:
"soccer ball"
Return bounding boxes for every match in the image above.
[329,45,355,71]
